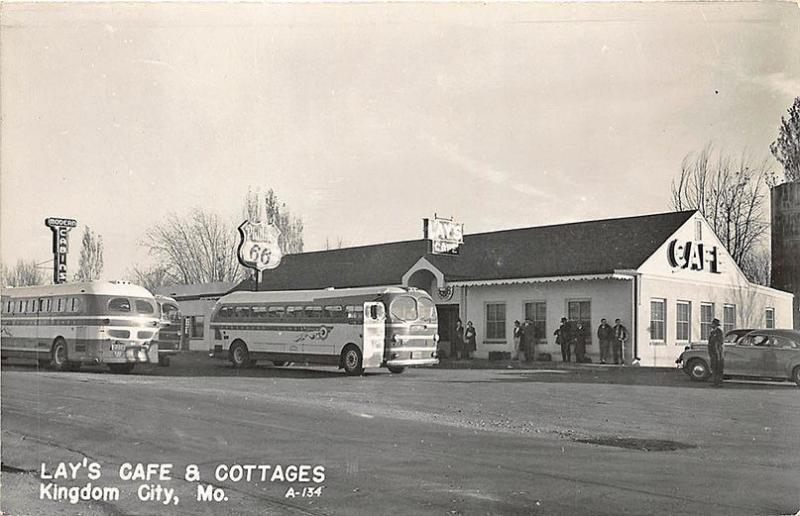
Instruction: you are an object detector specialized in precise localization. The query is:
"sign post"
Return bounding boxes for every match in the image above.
[44,217,78,284]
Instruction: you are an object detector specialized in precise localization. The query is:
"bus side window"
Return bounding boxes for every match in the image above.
[305,306,323,318]
[345,305,364,322]
[286,306,303,318]
[45,298,52,312]
[268,306,285,319]
[234,306,251,318]
[324,305,344,319]
[252,306,268,319]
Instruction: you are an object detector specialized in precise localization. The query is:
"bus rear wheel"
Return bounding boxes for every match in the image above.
[109,363,135,374]
[387,365,405,374]
[50,339,69,372]
[341,346,364,376]
[230,341,250,369]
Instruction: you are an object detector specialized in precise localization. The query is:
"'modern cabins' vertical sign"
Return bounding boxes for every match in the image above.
[45,217,78,284]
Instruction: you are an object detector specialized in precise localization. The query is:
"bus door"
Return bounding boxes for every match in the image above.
[362,302,385,368]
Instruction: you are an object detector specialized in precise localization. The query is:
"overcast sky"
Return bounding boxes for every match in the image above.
[1,2,798,279]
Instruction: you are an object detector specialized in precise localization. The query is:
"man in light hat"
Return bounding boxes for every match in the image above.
[708,318,725,387]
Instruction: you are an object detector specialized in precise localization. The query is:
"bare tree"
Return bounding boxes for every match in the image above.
[770,96,800,184]
[75,226,104,281]
[141,209,244,285]
[670,144,770,280]
[243,187,304,255]
[738,247,771,287]
[1,259,46,287]
[323,236,347,250]
[129,264,173,293]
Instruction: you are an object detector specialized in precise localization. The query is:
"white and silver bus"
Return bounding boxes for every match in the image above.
[1,281,160,373]
[209,286,439,375]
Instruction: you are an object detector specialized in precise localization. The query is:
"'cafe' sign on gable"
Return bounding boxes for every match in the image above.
[667,239,721,274]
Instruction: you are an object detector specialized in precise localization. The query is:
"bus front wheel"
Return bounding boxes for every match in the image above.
[50,339,69,372]
[230,341,250,369]
[341,346,364,376]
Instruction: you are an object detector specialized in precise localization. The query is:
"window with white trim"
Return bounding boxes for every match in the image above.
[676,301,691,342]
[700,303,714,341]
[765,308,775,329]
[524,302,547,341]
[650,299,666,342]
[485,303,506,340]
[723,304,736,334]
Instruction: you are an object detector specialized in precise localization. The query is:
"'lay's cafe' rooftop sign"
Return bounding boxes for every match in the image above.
[667,239,720,273]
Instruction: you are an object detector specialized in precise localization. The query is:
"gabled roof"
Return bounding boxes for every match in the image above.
[234,210,697,292]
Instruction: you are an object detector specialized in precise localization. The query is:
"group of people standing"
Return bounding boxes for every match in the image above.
[451,319,477,359]
[449,316,629,364]
[554,317,629,364]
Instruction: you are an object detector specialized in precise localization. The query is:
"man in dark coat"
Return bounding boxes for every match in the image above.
[573,322,587,363]
[597,319,614,364]
[522,318,536,362]
[555,317,571,362]
[708,318,725,387]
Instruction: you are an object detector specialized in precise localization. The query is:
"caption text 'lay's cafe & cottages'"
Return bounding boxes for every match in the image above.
[162,210,794,368]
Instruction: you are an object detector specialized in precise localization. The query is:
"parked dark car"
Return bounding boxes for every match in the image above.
[677,329,800,386]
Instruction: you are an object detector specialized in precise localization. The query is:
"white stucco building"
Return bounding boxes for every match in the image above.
[166,210,795,367]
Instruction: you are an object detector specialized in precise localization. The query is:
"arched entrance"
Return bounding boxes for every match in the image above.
[404,269,460,359]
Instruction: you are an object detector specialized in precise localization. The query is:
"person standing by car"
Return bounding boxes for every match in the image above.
[612,318,628,365]
[597,318,614,364]
[709,318,725,387]
[464,321,477,359]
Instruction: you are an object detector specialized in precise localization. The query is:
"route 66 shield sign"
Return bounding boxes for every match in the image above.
[237,220,282,271]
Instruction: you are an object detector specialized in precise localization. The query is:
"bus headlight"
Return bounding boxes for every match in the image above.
[391,334,399,346]
[126,349,136,360]
[138,349,148,362]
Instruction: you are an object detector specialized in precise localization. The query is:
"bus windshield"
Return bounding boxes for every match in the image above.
[161,303,180,322]
[417,296,437,323]
[390,296,418,322]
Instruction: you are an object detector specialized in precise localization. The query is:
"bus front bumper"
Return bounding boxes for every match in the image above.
[386,358,439,367]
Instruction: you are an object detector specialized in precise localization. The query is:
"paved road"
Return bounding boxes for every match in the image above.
[2,356,799,516]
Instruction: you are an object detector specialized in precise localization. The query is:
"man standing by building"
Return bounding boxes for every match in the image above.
[555,317,571,362]
[574,322,587,363]
[522,318,535,362]
[708,318,725,387]
[612,319,628,365]
[597,318,614,364]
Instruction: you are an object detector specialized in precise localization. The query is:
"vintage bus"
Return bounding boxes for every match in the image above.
[154,295,182,366]
[209,286,439,375]
[1,281,160,373]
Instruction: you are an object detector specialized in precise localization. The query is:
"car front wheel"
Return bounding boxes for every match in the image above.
[792,366,800,387]
[686,358,711,382]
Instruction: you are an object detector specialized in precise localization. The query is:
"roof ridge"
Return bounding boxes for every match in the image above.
[463,209,697,238]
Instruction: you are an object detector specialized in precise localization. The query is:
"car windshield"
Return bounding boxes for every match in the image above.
[390,296,418,322]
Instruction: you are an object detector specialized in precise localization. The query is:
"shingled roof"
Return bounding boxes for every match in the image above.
[233,210,697,292]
